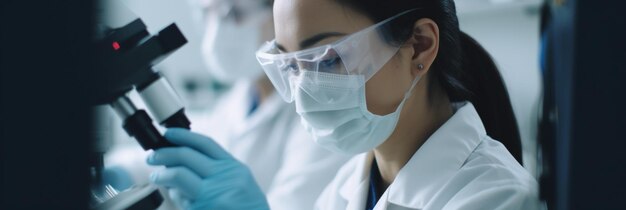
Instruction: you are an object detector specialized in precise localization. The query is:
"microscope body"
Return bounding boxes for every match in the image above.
[93,18,190,150]
[88,17,191,210]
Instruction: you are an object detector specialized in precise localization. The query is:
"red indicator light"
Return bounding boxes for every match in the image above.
[112,41,121,50]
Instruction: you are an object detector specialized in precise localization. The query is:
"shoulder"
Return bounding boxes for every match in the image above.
[444,136,542,210]
[463,135,533,185]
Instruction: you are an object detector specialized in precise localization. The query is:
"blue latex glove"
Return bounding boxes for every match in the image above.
[147,128,269,210]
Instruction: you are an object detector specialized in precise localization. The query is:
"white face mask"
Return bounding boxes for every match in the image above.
[202,11,269,83]
[294,71,421,155]
[256,9,421,155]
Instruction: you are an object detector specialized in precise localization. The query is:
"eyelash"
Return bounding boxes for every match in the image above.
[319,56,340,69]
[284,63,298,72]
[277,48,342,73]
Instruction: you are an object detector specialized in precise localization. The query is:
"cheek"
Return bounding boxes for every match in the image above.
[364,58,413,115]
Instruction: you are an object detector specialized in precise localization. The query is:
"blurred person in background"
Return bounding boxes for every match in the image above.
[178,0,351,209]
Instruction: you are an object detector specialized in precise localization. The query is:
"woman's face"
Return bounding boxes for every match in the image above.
[273,0,419,115]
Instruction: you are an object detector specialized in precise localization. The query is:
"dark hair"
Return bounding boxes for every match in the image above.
[337,0,523,164]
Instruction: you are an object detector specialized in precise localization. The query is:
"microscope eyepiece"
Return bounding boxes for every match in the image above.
[136,72,191,129]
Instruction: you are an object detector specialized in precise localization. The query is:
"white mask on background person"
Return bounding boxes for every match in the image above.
[202,10,270,83]
[295,71,421,155]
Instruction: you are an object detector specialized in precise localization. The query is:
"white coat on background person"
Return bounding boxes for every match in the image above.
[315,103,543,210]
[188,1,351,209]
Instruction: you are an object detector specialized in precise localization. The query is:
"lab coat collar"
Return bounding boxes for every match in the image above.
[338,102,485,209]
[338,152,373,210]
[230,80,284,133]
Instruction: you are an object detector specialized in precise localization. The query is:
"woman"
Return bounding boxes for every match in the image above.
[147,0,542,209]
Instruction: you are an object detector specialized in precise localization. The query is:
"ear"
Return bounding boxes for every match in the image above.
[405,18,439,78]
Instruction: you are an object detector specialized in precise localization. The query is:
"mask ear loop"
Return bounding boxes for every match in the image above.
[402,63,425,98]
[403,74,422,99]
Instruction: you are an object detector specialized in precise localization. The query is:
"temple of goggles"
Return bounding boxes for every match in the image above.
[256,9,417,103]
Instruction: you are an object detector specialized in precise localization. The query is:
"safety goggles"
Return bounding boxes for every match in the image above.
[256,9,417,103]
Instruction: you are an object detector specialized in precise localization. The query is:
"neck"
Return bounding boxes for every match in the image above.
[373,84,453,190]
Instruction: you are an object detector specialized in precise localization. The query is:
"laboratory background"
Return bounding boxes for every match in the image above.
[104,0,543,174]
[2,0,625,210]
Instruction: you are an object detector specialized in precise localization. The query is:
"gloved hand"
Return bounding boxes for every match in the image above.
[147,128,270,210]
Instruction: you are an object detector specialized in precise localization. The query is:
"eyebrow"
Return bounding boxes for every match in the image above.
[276,32,346,52]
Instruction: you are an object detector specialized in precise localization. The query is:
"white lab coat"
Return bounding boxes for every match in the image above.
[191,80,351,210]
[315,102,544,210]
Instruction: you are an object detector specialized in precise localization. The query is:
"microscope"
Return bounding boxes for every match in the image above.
[88,4,191,209]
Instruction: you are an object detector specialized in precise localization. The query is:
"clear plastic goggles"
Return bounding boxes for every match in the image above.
[256,9,416,103]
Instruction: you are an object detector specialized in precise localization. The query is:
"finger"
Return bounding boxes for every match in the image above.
[150,167,202,199]
[147,147,216,177]
[164,128,234,160]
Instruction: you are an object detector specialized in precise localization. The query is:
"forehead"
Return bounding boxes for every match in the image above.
[273,0,374,51]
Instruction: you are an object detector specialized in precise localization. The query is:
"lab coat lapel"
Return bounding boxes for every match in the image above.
[339,153,374,210]
[227,81,254,135]
[333,103,484,210]
[383,102,484,209]
[374,191,427,210]
[230,81,282,135]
